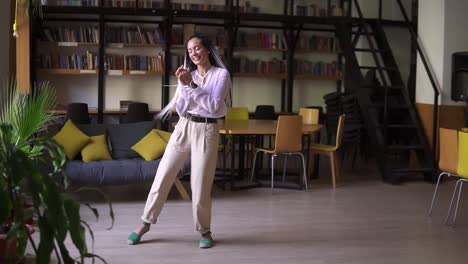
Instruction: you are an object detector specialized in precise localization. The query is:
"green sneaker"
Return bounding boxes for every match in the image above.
[127,232,142,245]
[127,223,150,245]
[199,236,213,248]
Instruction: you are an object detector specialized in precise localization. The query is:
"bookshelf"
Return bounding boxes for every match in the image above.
[29,0,349,121]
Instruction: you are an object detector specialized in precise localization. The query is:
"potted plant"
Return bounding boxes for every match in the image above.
[0,81,113,263]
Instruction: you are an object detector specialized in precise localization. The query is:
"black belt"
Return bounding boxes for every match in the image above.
[185,113,217,123]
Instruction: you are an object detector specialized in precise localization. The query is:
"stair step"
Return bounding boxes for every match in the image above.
[354,48,387,53]
[351,31,375,35]
[387,145,424,151]
[390,167,434,174]
[361,84,404,89]
[377,124,416,129]
[359,66,398,71]
[369,103,409,109]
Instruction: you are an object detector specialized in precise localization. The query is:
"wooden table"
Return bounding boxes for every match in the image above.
[217,119,322,190]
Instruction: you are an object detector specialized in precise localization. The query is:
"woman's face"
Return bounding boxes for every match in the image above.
[187,37,210,67]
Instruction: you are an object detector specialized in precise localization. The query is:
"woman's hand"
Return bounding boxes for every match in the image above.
[175,66,192,86]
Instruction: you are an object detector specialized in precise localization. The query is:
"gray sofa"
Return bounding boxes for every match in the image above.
[67,121,190,189]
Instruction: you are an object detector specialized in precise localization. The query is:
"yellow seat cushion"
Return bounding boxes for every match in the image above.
[154,129,172,143]
[132,129,168,161]
[81,135,112,162]
[309,143,337,151]
[457,131,468,179]
[53,120,90,160]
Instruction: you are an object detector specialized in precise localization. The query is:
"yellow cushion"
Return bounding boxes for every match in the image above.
[309,143,337,151]
[81,135,112,162]
[131,129,168,161]
[53,120,90,160]
[457,131,468,178]
[154,129,172,143]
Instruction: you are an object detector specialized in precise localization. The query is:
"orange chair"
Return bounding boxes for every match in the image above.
[299,107,319,125]
[249,115,308,194]
[308,114,345,188]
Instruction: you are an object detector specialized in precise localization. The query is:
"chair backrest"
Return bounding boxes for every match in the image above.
[254,105,276,120]
[66,103,90,124]
[226,107,249,121]
[439,128,458,173]
[299,107,319,125]
[334,114,346,149]
[123,102,150,123]
[457,130,468,178]
[274,115,303,153]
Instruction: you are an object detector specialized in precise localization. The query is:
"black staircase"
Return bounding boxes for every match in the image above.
[336,0,434,183]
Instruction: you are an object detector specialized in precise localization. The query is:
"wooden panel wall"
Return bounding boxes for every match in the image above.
[415,103,465,148]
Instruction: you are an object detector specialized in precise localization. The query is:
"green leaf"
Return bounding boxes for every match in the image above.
[0,185,11,224]
[63,195,88,256]
[84,203,99,221]
[57,241,76,264]
[83,253,108,264]
[37,217,54,264]
[75,186,115,230]
[80,220,95,258]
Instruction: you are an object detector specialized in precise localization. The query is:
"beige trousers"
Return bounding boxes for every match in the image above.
[141,117,219,234]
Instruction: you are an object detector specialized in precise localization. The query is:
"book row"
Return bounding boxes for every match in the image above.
[40,51,98,70]
[106,26,165,45]
[39,52,164,71]
[41,26,99,43]
[294,60,342,76]
[104,54,164,71]
[296,36,339,52]
[237,32,288,50]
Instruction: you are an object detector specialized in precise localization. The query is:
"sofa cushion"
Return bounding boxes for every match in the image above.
[131,129,167,161]
[53,120,90,160]
[154,129,172,143]
[65,158,191,186]
[77,123,108,136]
[107,121,156,159]
[81,135,112,162]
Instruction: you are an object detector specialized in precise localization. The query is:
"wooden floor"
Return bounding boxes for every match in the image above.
[27,162,468,264]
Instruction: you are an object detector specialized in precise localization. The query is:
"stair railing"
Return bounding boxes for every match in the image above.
[352,0,391,146]
[395,0,441,167]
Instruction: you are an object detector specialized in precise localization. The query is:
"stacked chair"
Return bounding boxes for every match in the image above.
[323,92,365,170]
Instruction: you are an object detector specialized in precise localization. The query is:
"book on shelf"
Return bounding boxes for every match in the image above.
[172,3,225,11]
[43,0,99,7]
[297,35,339,52]
[104,53,164,71]
[120,100,133,110]
[238,0,259,13]
[41,26,99,44]
[237,32,287,50]
[295,60,342,77]
[232,57,286,75]
[39,50,98,70]
[106,26,165,45]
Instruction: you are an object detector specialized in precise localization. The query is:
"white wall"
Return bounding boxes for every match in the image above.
[415,0,468,105]
[0,0,11,80]
[415,0,445,104]
[441,0,468,105]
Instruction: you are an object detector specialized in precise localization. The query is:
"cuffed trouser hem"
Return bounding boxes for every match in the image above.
[199,229,211,235]
[141,218,157,224]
